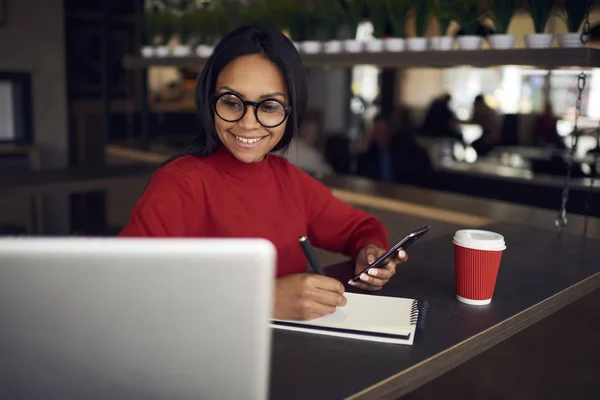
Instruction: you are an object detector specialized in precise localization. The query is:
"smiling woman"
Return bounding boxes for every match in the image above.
[120,26,409,322]
[212,55,293,163]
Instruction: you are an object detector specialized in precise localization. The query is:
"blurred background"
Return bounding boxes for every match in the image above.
[1,0,600,236]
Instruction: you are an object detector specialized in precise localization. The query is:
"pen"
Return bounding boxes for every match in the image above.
[298,236,325,275]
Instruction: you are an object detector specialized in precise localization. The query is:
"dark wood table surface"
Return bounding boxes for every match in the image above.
[270,221,600,400]
[3,164,600,398]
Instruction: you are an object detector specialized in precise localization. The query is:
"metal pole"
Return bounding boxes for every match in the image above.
[137,0,149,150]
[101,0,110,163]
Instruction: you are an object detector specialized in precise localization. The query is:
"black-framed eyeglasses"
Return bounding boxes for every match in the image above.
[212,92,292,128]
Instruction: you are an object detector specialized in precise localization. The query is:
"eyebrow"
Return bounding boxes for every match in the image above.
[218,86,286,100]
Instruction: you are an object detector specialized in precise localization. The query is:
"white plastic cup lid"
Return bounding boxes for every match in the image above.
[453,229,506,251]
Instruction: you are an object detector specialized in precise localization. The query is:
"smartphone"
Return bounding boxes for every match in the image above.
[351,224,431,282]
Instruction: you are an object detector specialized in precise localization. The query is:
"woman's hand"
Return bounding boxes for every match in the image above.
[274,273,347,321]
[350,244,408,291]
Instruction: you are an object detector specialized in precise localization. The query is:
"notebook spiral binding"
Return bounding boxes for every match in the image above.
[409,299,430,340]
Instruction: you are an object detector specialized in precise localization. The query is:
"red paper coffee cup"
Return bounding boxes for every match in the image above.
[453,230,506,305]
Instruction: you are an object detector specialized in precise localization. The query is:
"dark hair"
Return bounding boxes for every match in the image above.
[173,25,307,161]
[474,94,485,104]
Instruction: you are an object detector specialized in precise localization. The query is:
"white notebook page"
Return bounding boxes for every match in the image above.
[273,293,416,336]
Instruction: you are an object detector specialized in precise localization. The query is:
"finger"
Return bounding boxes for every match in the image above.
[353,272,388,288]
[366,266,393,281]
[348,279,385,291]
[396,250,408,263]
[304,300,337,317]
[310,288,347,308]
[365,246,385,265]
[311,275,345,294]
[380,260,398,277]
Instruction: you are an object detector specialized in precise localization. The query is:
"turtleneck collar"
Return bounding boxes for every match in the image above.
[209,145,273,181]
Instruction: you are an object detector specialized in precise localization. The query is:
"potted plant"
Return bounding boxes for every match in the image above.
[212,0,252,48]
[407,0,434,51]
[365,0,388,52]
[430,0,455,51]
[342,0,366,52]
[172,11,194,56]
[525,0,557,48]
[487,0,521,49]
[385,0,410,52]
[155,11,175,57]
[453,0,485,50]
[281,0,323,54]
[193,6,218,57]
[142,10,161,57]
[320,0,346,53]
[299,6,324,54]
[558,0,589,47]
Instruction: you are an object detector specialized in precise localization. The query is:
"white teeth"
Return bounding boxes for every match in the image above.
[234,135,264,144]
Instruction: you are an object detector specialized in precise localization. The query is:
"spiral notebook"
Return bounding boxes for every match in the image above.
[271,293,429,345]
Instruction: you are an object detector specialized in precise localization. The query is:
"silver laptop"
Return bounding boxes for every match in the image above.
[0,237,275,400]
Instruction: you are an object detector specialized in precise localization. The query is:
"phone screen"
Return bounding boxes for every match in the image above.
[351,225,431,282]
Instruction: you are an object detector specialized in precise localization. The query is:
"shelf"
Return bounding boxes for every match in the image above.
[123,47,600,70]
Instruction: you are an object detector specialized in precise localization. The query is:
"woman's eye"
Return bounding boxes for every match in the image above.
[220,96,242,108]
[260,101,284,113]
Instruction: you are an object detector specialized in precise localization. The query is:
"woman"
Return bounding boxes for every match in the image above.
[120,26,407,321]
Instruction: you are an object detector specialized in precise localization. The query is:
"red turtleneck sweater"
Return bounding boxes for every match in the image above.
[119,146,389,277]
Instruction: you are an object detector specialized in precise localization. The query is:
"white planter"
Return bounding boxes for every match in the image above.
[155,46,170,57]
[558,33,585,48]
[344,39,363,53]
[141,46,154,58]
[488,34,516,50]
[457,35,482,50]
[173,45,191,57]
[406,37,428,51]
[384,38,405,52]
[365,39,384,52]
[302,40,322,54]
[196,44,214,57]
[324,40,342,53]
[430,36,454,50]
[525,33,553,49]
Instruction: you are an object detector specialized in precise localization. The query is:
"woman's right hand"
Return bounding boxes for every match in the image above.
[274,274,347,321]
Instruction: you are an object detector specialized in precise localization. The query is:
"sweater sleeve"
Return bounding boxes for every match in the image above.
[300,171,390,260]
[119,166,200,237]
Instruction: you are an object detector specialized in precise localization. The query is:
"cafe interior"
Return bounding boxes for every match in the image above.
[1,0,600,398]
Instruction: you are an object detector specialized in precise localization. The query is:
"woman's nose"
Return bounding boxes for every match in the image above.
[238,106,261,130]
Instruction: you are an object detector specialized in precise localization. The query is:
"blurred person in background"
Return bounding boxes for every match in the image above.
[120,26,407,321]
[421,93,463,142]
[356,114,397,182]
[356,110,432,185]
[533,101,566,149]
[393,106,433,185]
[468,94,503,156]
[276,116,333,175]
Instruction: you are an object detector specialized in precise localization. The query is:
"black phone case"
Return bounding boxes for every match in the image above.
[351,225,431,282]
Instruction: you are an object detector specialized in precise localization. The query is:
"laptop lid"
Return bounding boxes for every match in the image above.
[0,237,275,400]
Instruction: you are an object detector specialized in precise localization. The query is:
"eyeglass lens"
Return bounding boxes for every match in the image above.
[215,94,287,127]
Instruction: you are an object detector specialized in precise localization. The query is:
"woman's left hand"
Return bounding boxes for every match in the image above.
[350,244,408,291]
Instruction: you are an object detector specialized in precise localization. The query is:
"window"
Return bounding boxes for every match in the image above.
[0,72,34,144]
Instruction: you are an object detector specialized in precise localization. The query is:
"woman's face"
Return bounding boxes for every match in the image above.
[214,54,289,163]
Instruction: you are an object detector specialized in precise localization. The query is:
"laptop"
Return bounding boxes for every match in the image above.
[0,237,275,400]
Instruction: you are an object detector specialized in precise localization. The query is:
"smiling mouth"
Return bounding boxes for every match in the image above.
[230,132,268,144]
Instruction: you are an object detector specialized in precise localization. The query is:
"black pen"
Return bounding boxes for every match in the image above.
[298,236,325,275]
